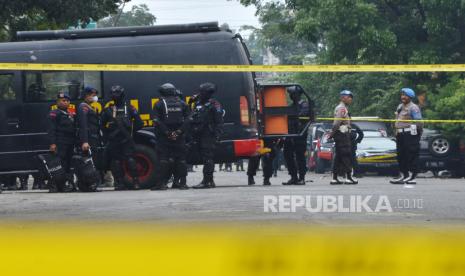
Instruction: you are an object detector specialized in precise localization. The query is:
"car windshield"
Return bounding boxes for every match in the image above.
[358,137,396,151]
[363,131,383,137]
[353,121,388,131]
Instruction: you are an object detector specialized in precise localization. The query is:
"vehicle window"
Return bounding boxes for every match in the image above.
[25,71,101,102]
[358,138,396,151]
[0,74,15,101]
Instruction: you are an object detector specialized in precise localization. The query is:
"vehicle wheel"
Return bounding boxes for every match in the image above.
[428,136,451,157]
[315,157,326,174]
[123,144,158,189]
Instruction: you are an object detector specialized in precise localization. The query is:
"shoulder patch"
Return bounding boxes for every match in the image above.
[49,111,57,118]
[338,107,347,116]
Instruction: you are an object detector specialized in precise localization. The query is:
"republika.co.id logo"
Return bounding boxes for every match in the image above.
[264,195,423,213]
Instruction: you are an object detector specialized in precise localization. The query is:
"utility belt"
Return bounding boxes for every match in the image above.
[396,125,418,135]
[338,125,351,133]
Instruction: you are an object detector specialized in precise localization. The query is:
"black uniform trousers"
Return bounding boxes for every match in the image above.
[157,137,188,183]
[283,137,307,179]
[56,143,75,174]
[396,132,420,175]
[332,131,353,176]
[191,134,216,179]
[107,140,138,181]
[247,139,276,179]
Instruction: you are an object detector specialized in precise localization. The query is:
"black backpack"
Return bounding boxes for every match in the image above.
[37,153,67,186]
[73,151,100,192]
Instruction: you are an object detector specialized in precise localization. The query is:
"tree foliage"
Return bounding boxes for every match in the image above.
[98,4,156,28]
[0,0,125,41]
[237,0,465,136]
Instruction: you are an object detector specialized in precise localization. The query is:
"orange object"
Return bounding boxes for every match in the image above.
[265,115,289,135]
[263,86,288,107]
[262,86,289,135]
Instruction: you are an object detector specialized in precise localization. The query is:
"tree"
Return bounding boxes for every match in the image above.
[0,0,125,41]
[237,0,465,136]
[238,0,465,65]
[98,4,156,28]
[240,25,265,65]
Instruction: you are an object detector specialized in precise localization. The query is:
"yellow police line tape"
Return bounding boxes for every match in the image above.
[310,117,465,124]
[3,62,465,72]
[1,223,465,276]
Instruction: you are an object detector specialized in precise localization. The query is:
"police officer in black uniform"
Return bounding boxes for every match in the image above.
[101,86,144,190]
[151,83,190,190]
[189,83,224,189]
[282,86,314,185]
[77,87,101,191]
[78,87,100,156]
[47,92,76,192]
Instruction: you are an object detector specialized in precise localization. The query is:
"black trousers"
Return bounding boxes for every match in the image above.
[351,145,359,174]
[247,140,276,179]
[157,138,188,183]
[56,143,74,174]
[332,131,353,176]
[283,137,307,179]
[107,140,138,182]
[396,132,420,175]
[191,135,216,179]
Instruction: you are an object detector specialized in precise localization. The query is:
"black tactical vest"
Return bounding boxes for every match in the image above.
[79,103,100,140]
[111,103,132,132]
[54,109,76,144]
[161,97,184,126]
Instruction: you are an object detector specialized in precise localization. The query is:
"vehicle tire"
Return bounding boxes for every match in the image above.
[315,157,326,174]
[428,136,451,157]
[123,144,158,189]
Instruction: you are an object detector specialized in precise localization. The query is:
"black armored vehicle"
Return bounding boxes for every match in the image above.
[0,22,262,188]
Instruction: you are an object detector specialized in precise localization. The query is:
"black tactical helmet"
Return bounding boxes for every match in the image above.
[111,85,125,98]
[159,83,177,96]
[199,82,217,95]
[287,85,304,95]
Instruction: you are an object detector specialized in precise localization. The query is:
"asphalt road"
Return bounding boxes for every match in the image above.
[1,169,464,226]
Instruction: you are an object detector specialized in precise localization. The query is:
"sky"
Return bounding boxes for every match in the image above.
[124,0,260,32]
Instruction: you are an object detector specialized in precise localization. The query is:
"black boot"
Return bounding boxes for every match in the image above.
[194,175,215,189]
[296,175,306,185]
[390,172,408,184]
[403,172,417,185]
[177,177,189,190]
[345,173,358,184]
[48,180,58,193]
[263,177,271,186]
[330,173,343,185]
[282,177,298,185]
[172,177,180,189]
[151,181,168,191]
[248,175,255,185]
[205,175,216,188]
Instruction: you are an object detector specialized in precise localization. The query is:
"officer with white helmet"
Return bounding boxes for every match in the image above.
[329,90,358,184]
[390,88,423,185]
